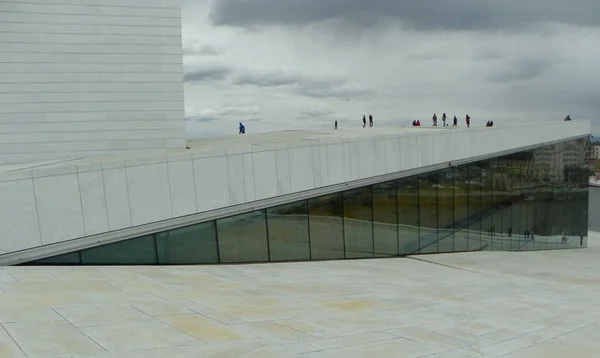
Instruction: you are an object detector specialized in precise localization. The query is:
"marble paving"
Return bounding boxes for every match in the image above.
[1,232,600,358]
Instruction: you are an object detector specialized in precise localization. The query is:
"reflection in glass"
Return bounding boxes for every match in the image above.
[156,222,218,264]
[308,193,345,259]
[267,201,310,261]
[467,163,482,250]
[372,181,398,257]
[419,172,438,254]
[491,157,506,250]
[28,252,81,265]
[436,168,455,253]
[81,235,157,264]
[398,176,420,254]
[217,210,269,263]
[479,160,493,251]
[343,186,374,258]
[453,164,469,252]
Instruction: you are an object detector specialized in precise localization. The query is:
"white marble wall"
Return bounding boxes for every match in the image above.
[0,121,590,256]
[0,0,186,164]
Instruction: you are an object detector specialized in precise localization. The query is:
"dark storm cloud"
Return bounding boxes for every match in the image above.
[297,105,336,120]
[487,58,558,83]
[293,82,373,100]
[183,65,232,82]
[210,0,600,31]
[231,69,373,100]
[232,70,300,87]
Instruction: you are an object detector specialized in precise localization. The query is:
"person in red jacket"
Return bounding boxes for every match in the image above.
[465,114,471,128]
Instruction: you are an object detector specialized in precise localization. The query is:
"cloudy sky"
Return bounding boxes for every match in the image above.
[182,0,600,137]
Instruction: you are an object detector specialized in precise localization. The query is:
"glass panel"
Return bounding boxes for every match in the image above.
[479,160,493,251]
[511,151,529,250]
[343,186,374,259]
[419,172,438,254]
[436,168,455,253]
[156,222,218,264]
[453,164,470,252]
[398,176,420,254]
[217,210,269,263]
[267,200,310,261]
[81,235,157,265]
[491,157,506,251]
[372,181,398,257]
[308,193,345,260]
[467,163,482,251]
[27,251,81,265]
[521,149,536,247]
[505,154,520,250]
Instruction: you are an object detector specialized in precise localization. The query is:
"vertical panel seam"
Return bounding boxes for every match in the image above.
[31,177,43,246]
[76,171,87,236]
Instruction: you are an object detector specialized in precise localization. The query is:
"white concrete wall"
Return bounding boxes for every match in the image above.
[0,121,590,256]
[0,0,186,164]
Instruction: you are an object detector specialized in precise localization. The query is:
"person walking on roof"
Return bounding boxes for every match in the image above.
[465,114,471,128]
[362,115,366,128]
[369,114,373,127]
[334,120,338,130]
[453,116,458,126]
[442,113,447,126]
[239,122,245,134]
[432,113,438,126]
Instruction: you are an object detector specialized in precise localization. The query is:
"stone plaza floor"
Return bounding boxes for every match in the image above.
[1,233,600,358]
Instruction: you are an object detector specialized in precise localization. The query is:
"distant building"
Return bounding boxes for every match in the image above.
[593,144,600,160]
[529,139,590,182]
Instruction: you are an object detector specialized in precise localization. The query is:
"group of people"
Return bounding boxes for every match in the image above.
[241,114,575,135]
[333,114,374,130]
[412,113,471,127]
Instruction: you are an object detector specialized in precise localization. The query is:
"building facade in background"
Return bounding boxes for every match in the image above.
[592,144,600,160]
[0,0,185,164]
[29,137,591,265]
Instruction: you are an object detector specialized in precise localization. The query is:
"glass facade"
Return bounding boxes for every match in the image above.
[27,137,591,265]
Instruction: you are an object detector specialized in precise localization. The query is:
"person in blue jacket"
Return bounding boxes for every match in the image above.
[239,122,245,134]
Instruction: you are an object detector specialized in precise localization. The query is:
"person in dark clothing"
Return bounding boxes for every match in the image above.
[362,115,366,128]
[369,114,373,127]
[239,122,245,134]
[490,121,494,127]
[465,114,471,128]
[453,116,457,126]
[442,113,447,126]
[412,120,416,126]
[334,120,338,130]
[486,121,491,127]
[432,113,438,126]
[564,115,572,121]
